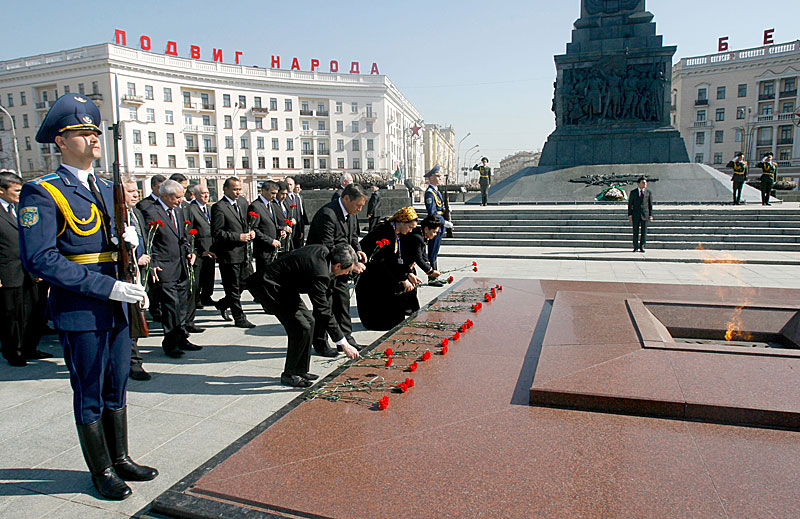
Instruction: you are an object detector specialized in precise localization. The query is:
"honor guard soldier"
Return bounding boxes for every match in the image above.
[18,94,158,500]
[726,152,748,205]
[755,152,778,206]
[472,156,492,206]
[424,166,452,282]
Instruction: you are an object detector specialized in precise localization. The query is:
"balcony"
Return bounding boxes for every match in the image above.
[86,93,103,103]
[199,103,215,111]
[185,146,199,153]
[299,109,314,116]
[777,138,794,145]
[365,111,377,120]
[252,106,269,114]
[692,121,710,127]
[779,89,797,98]
[778,113,796,121]
[759,93,775,101]
[694,98,708,106]
[203,147,218,153]
[34,101,53,110]
[122,94,144,104]
[756,139,773,147]
[316,110,329,117]
[183,125,217,133]
[755,114,776,122]
[301,149,314,156]
[300,130,330,137]
[317,148,330,155]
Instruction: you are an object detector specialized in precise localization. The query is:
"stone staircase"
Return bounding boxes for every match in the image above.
[445,207,800,251]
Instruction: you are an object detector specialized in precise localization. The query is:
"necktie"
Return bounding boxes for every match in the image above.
[167,207,178,232]
[7,203,15,218]
[87,174,108,216]
[203,205,209,222]
[233,201,242,223]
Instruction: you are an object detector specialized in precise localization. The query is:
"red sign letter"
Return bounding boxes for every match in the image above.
[329,60,339,73]
[311,59,319,71]
[190,45,201,59]
[370,62,380,75]
[349,62,360,74]
[764,28,774,45]
[235,51,243,64]
[165,41,178,56]
[115,29,127,46]
[271,55,280,68]
[140,35,151,51]
[213,48,223,62]
[291,57,300,70]
[718,37,728,52]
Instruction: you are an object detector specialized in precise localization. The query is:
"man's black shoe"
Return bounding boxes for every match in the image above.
[633,248,638,252]
[201,298,215,306]
[428,279,446,287]
[25,350,54,360]
[164,348,185,358]
[315,347,339,358]
[298,372,319,381]
[129,367,152,381]
[234,318,256,329]
[214,302,231,321]
[185,324,206,334]
[281,373,312,388]
[195,302,205,309]
[639,248,645,253]
[180,341,202,351]
[6,356,27,367]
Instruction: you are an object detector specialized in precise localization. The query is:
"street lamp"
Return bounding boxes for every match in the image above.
[231,102,242,175]
[455,132,471,185]
[0,104,21,174]
[461,144,479,176]
[466,148,481,183]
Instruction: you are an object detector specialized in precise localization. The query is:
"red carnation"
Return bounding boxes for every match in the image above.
[189,228,198,235]
[484,293,492,302]
[248,211,260,219]
[473,266,478,272]
[376,240,384,248]
[408,361,418,372]
[467,319,474,327]
[472,303,480,312]
[155,220,165,227]
[147,221,157,227]
[284,219,292,226]
[384,347,394,357]
[452,331,461,341]
[184,220,191,225]
[381,238,390,246]
[459,325,467,333]
[421,350,432,361]
[378,395,389,410]
[440,338,449,348]
[447,276,454,284]
[398,382,409,393]
[491,288,497,298]
[441,345,448,355]
[290,204,297,208]
[496,284,503,291]
[472,261,477,266]
[405,377,415,387]
[385,358,393,367]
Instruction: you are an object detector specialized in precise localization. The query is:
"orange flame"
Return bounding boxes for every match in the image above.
[724,305,752,342]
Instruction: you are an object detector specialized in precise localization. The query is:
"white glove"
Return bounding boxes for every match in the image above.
[109,281,147,304]
[140,290,150,310]
[122,225,139,249]
[444,220,454,230]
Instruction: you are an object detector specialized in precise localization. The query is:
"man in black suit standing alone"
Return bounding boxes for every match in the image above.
[248,243,361,387]
[187,184,216,308]
[211,177,255,329]
[139,179,201,358]
[628,176,653,253]
[306,184,368,356]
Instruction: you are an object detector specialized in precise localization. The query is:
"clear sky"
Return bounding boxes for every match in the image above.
[1,0,796,165]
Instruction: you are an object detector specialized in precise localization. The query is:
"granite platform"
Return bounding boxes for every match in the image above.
[148,278,800,519]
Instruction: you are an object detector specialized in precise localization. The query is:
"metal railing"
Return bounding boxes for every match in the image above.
[779,89,797,98]
[123,95,144,104]
[694,98,708,106]
[758,93,775,100]
[185,146,199,152]
[252,106,269,113]
[299,109,313,116]
[316,110,329,116]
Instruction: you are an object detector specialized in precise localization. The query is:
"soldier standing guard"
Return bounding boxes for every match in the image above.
[18,94,157,500]
[473,157,492,206]
[755,152,778,206]
[424,166,452,286]
[726,152,748,205]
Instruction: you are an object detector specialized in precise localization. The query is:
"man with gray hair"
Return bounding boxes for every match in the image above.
[331,172,354,202]
[247,243,360,387]
[186,183,216,308]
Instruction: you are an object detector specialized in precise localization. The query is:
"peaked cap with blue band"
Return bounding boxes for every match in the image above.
[424,164,440,178]
[35,93,102,144]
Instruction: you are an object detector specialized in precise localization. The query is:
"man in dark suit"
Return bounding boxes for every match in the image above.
[306,183,368,355]
[627,176,653,253]
[211,176,255,328]
[248,243,361,387]
[169,173,190,210]
[0,171,49,366]
[187,184,216,307]
[139,179,201,357]
[330,172,353,202]
[136,174,166,322]
[275,181,294,254]
[249,181,282,275]
[286,177,308,249]
[366,182,382,231]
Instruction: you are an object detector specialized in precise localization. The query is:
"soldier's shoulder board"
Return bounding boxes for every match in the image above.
[29,173,59,185]
[97,177,112,187]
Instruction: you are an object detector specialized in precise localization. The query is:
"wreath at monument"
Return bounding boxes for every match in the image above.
[291,172,391,190]
[595,185,628,201]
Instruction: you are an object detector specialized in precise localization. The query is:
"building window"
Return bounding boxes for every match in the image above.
[269,97,278,110]
[127,83,136,96]
[694,153,704,163]
[273,157,280,169]
[164,110,174,124]
[201,114,210,126]
[257,137,265,149]
[186,135,196,149]
[716,86,726,100]
[780,125,793,141]
[19,92,26,105]
[135,153,143,167]
[285,118,293,131]
[272,138,279,150]
[225,136,233,149]
[92,82,98,94]
[168,155,176,168]
[783,102,795,113]
[737,106,746,119]
[320,158,327,169]
[318,120,326,130]
[715,108,725,121]
[224,115,232,129]
[367,139,374,151]
[133,130,141,144]
[285,99,292,111]
[223,94,231,107]
[335,101,342,113]
[763,81,775,97]
[164,87,172,102]
[302,140,312,154]
[63,85,70,94]
[204,157,213,169]
[337,157,345,169]
[240,136,249,149]
[146,108,155,122]
[286,138,294,150]
[239,116,247,129]
[145,85,154,100]
[696,132,705,145]
[258,156,266,169]
[696,110,706,122]
[761,104,773,116]
[714,130,724,143]
[78,83,85,94]
[287,157,295,168]
[337,139,344,151]
[166,133,175,146]
[713,152,723,164]
[182,91,191,107]
[352,139,360,151]
[253,97,262,109]
[336,120,344,132]
[148,132,157,145]
[351,102,358,113]
[367,158,374,170]
[22,114,28,128]
[242,156,250,169]
[738,84,747,97]
[351,121,359,132]
[353,158,361,169]
[271,118,278,130]
[784,78,797,93]
[24,137,31,150]
[366,121,373,133]
[0,118,4,130]
[184,113,193,125]
[779,149,791,161]
[303,158,311,169]
[150,154,158,167]
[255,117,263,129]
[226,156,234,168]
[302,120,310,131]
[238,95,246,108]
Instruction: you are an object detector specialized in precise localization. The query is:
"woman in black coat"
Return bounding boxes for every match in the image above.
[356,207,423,330]
[399,215,443,285]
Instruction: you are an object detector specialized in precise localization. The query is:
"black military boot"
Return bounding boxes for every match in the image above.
[76,419,132,500]
[103,407,159,482]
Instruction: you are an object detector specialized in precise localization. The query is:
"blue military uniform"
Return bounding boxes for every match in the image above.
[19,93,156,500]
[424,165,446,272]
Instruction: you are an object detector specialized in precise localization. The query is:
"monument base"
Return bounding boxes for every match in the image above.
[538,126,690,167]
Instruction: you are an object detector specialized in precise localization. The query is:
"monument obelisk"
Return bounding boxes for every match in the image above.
[538,0,689,167]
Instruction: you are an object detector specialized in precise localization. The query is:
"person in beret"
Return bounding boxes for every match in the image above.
[18,93,157,500]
